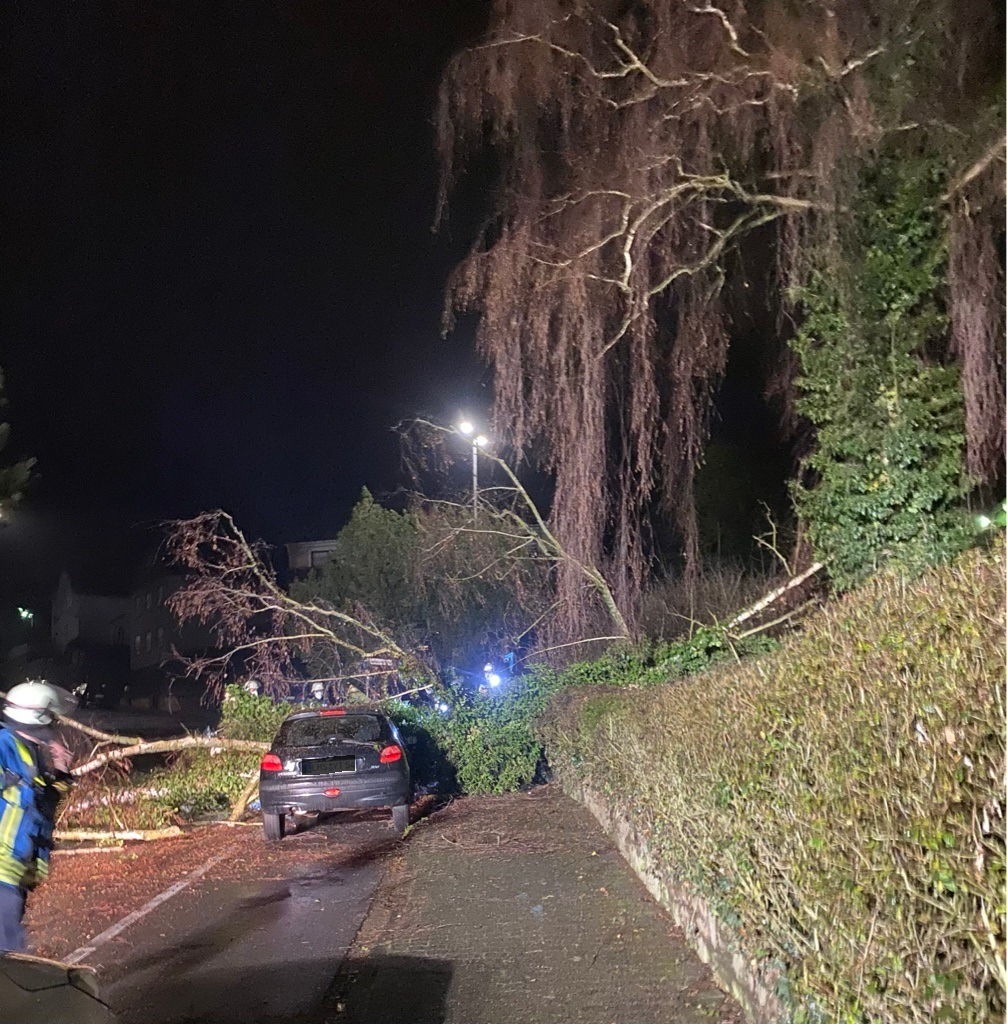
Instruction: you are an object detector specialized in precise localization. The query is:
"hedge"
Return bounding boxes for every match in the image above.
[539,542,1005,1023]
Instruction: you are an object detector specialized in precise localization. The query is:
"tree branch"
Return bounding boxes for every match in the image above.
[942,132,1006,202]
[72,737,268,778]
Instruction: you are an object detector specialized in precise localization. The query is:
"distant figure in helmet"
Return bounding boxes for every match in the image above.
[0,680,74,952]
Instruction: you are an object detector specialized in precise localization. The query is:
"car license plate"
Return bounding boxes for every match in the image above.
[300,756,356,776]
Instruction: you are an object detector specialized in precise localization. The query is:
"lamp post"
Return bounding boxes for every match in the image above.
[457,420,489,520]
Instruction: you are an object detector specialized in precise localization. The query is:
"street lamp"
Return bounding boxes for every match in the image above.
[457,419,489,520]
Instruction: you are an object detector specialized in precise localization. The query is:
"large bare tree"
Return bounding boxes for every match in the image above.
[437,0,1004,625]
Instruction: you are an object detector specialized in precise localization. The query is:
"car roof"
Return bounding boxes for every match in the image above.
[281,707,389,723]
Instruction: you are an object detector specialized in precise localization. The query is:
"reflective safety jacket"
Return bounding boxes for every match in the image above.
[0,726,68,892]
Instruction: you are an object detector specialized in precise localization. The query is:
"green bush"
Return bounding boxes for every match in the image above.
[145,748,262,822]
[405,670,563,795]
[560,628,777,689]
[390,630,777,796]
[218,684,305,741]
[540,543,1006,1024]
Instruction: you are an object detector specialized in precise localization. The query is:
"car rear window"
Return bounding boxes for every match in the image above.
[277,714,391,748]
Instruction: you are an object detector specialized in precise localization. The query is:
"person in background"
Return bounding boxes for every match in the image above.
[0,681,74,953]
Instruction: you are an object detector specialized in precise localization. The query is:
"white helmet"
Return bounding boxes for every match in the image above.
[3,680,75,728]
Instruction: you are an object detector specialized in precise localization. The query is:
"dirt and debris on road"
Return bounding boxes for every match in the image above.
[26,820,356,962]
[23,788,742,1023]
[329,786,743,1024]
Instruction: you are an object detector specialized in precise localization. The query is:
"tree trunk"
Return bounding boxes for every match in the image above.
[72,736,268,777]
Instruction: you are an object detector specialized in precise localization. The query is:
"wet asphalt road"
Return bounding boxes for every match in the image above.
[97,816,393,1024]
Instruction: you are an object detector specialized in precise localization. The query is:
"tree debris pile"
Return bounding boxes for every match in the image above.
[55,693,280,835]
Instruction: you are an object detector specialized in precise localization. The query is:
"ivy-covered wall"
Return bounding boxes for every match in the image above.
[791,156,973,587]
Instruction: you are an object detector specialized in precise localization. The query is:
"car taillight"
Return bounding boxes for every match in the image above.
[260,753,283,772]
[324,787,341,797]
[379,744,403,764]
[320,709,346,717]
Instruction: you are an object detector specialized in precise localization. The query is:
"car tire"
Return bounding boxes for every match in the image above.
[391,804,409,834]
[262,812,285,842]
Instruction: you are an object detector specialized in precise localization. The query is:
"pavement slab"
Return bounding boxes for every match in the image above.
[328,786,743,1024]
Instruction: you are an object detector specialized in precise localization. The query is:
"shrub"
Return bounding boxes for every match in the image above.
[59,747,263,832]
[540,542,1005,1023]
[394,629,777,796]
[393,671,563,795]
[218,684,303,741]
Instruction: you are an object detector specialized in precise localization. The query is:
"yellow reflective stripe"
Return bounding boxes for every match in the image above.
[0,862,26,887]
[0,802,24,856]
[12,738,34,768]
[11,738,43,786]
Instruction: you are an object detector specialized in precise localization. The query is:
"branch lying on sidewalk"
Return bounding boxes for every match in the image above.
[71,736,268,777]
[53,846,127,856]
[53,826,184,842]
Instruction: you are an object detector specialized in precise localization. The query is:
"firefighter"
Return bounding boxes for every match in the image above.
[0,681,74,952]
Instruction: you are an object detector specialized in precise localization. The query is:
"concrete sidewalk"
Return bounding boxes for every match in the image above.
[328,787,742,1024]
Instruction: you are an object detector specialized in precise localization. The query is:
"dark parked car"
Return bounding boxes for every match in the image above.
[258,708,411,841]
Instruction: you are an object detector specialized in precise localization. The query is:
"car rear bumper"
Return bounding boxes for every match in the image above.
[259,770,410,815]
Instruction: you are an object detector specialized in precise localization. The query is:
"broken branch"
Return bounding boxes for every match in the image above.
[72,736,268,778]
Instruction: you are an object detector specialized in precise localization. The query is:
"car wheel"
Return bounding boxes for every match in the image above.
[391,804,409,834]
[262,812,285,842]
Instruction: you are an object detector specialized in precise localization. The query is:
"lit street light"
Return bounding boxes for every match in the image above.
[457,419,489,520]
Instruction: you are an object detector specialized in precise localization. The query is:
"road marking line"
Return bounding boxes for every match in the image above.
[64,848,231,964]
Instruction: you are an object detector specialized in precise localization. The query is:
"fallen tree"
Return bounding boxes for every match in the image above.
[52,710,268,832]
[70,736,268,778]
[165,509,426,700]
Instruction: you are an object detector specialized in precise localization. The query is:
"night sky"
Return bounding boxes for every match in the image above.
[2,1,491,618]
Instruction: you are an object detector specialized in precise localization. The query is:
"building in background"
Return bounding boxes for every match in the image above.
[5,553,221,711]
[51,572,129,653]
[126,551,217,710]
[285,539,338,575]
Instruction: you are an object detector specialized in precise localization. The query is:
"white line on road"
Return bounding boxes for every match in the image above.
[64,849,232,965]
